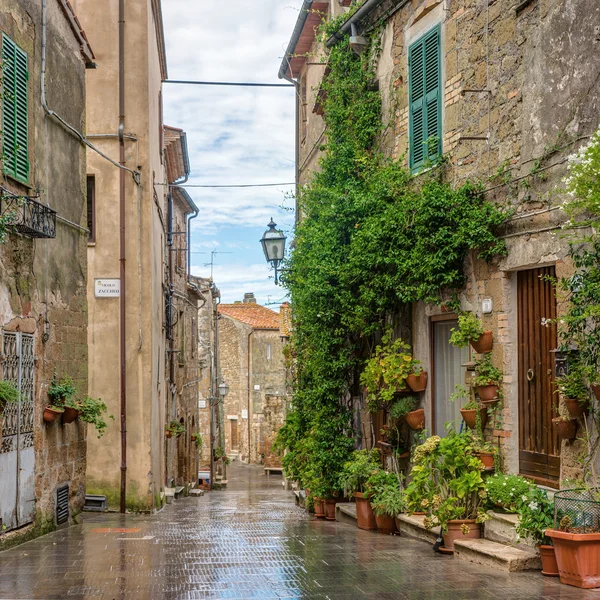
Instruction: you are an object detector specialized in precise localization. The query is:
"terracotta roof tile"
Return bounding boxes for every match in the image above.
[218,304,280,330]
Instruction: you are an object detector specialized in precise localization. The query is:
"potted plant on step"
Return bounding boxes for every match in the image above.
[449,312,493,354]
[366,470,405,534]
[515,487,558,576]
[166,420,186,439]
[485,473,534,513]
[473,354,502,402]
[557,366,589,419]
[338,449,381,531]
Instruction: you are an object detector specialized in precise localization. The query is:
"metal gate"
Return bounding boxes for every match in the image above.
[0,332,36,530]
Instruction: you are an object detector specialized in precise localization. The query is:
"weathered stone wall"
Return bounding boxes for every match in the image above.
[0,0,88,548]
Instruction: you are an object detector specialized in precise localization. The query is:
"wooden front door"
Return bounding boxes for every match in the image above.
[518,266,559,486]
[230,419,238,451]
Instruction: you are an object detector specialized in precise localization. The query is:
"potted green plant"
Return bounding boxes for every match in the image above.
[473,354,502,402]
[450,386,487,431]
[43,405,64,422]
[552,405,577,441]
[406,364,428,392]
[414,431,490,551]
[404,435,440,515]
[62,396,81,424]
[485,473,534,513]
[367,470,405,534]
[449,313,493,354]
[338,449,381,531]
[469,435,496,470]
[0,380,19,414]
[77,395,113,437]
[46,374,77,423]
[557,366,589,419]
[192,433,203,451]
[360,332,420,411]
[515,487,558,576]
[166,420,186,439]
[214,445,226,461]
[389,395,423,431]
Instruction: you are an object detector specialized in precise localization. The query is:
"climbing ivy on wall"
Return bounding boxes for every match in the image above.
[275,24,507,491]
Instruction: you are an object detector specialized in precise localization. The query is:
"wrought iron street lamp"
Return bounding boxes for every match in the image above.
[260,218,287,285]
[218,381,229,398]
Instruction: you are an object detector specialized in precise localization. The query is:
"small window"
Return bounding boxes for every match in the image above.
[2,34,29,183]
[266,343,272,361]
[408,25,441,172]
[87,175,95,242]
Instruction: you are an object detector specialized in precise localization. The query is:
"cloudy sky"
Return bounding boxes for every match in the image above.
[161,1,304,307]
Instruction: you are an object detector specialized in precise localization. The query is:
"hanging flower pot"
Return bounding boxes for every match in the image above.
[407,372,428,392]
[475,384,499,401]
[564,398,589,419]
[470,331,493,354]
[43,406,64,423]
[539,544,559,577]
[460,407,487,430]
[475,452,495,470]
[591,384,600,402]
[552,417,577,440]
[62,406,80,424]
[405,408,425,430]
[481,397,500,410]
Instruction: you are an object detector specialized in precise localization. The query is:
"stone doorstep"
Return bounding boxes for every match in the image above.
[189,489,205,497]
[164,488,176,504]
[174,486,185,499]
[454,538,541,572]
[336,502,357,526]
[395,514,440,544]
[484,511,536,551]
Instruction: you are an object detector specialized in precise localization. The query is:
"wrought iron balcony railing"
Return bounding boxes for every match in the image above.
[0,191,56,239]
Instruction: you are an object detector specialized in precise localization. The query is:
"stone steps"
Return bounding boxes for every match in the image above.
[189,488,205,497]
[454,538,541,572]
[395,514,439,544]
[335,502,357,526]
[484,511,536,550]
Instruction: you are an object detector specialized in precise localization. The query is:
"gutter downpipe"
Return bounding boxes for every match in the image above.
[325,0,386,47]
[167,190,174,485]
[247,330,253,462]
[119,0,127,514]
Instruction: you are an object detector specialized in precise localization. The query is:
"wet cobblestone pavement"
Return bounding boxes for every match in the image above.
[1,462,598,599]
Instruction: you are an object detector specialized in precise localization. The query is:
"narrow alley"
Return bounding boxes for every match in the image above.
[0,463,593,600]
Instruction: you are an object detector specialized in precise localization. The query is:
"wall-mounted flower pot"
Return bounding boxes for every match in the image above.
[314,498,326,519]
[443,520,481,551]
[552,417,577,440]
[374,513,396,534]
[166,431,173,439]
[460,407,487,430]
[475,452,495,470]
[405,408,425,430]
[43,406,64,423]
[565,398,589,420]
[470,331,493,354]
[62,406,80,424]
[539,544,559,577]
[591,385,600,402]
[546,529,600,588]
[407,372,428,392]
[354,492,377,531]
[324,499,337,521]
[476,384,499,401]
[481,398,500,410]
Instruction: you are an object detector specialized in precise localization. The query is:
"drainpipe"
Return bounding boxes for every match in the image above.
[167,190,175,485]
[325,0,386,47]
[247,330,253,463]
[118,0,127,514]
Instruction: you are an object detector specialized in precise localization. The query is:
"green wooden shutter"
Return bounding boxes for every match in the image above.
[409,26,441,172]
[2,34,29,183]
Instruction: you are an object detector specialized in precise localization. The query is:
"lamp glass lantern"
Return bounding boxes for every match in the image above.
[260,218,286,284]
[218,381,229,398]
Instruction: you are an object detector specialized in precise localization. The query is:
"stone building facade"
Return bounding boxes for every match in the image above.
[281,0,599,486]
[74,0,176,511]
[0,0,93,547]
[218,295,287,465]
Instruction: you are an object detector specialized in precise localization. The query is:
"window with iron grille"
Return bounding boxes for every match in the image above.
[2,34,29,183]
[56,485,69,525]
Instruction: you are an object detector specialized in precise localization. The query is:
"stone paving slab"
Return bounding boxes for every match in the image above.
[0,462,597,599]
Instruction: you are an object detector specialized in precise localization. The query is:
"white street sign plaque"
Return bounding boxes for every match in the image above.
[95,279,121,298]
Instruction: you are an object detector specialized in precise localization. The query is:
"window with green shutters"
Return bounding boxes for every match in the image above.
[408,25,441,172]
[2,34,29,183]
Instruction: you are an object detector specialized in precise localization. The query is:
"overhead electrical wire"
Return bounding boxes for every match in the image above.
[164,80,294,88]
[156,182,295,188]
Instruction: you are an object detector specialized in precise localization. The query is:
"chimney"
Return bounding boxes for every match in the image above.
[243,293,256,304]
[279,302,291,338]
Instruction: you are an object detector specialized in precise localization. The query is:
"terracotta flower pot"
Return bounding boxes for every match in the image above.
[475,451,495,469]
[460,407,487,430]
[552,417,577,440]
[470,331,493,354]
[564,398,589,419]
[324,499,337,521]
[481,398,500,410]
[43,406,64,423]
[354,492,377,531]
[443,520,481,551]
[591,384,600,402]
[539,544,559,577]
[166,431,173,439]
[405,408,425,430]
[546,529,600,588]
[407,372,428,392]
[476,384,499,401]
[374,513,396,534]
[62,406,80,424]
[314,498,326,519]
